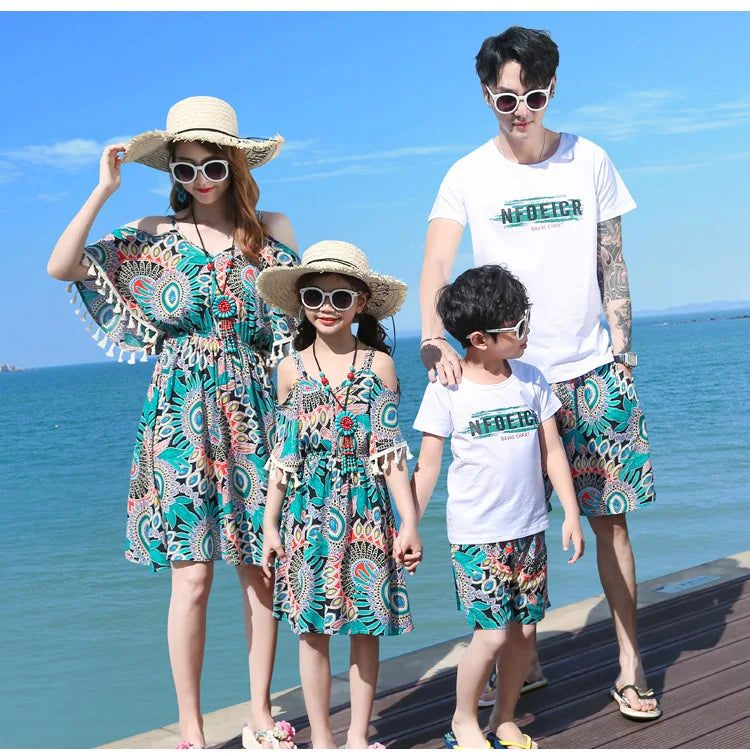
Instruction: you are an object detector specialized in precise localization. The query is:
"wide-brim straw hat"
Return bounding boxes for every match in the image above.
[124,96,284,172]
[256,240,407,321]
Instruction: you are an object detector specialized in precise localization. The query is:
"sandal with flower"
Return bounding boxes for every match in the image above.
[242,720,297,749]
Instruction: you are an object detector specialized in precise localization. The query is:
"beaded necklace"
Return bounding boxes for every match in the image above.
[312,338,360,475]
[191,207,239,355]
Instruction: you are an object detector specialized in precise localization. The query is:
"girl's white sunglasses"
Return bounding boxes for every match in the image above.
[169,159,230,184]
[300,286,361,311]
[485,83,552,115]
[485,309,531,341]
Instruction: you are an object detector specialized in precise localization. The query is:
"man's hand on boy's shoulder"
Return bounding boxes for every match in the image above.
[562,516,585,564]
[420,338,462,386]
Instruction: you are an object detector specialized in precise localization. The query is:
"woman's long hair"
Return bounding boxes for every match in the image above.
[292,273,392,355]
[168,142,267,265]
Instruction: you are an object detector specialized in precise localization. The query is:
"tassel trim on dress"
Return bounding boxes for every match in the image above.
[368,442,413,476]
[68,255,163,365]
[265,456,302,489]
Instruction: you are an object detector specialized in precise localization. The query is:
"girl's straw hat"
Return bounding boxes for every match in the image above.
[256,240,407,320]
[124,96,284,172]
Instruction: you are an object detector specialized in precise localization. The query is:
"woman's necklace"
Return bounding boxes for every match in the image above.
[312,338,360,476]
[191,206,240,354]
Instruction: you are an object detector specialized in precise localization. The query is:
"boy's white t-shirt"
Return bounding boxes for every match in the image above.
[428,134,636,384]
[413,360,561,545]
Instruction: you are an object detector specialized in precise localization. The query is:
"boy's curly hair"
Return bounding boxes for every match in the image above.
[437,265,530,348]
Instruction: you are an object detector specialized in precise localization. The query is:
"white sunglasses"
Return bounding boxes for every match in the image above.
[169,159,230,184]
[299,286,362,311]
[485,309,531,341]
[485,83,552,115]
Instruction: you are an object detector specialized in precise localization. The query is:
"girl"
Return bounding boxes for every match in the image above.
[47,97,298,749]
[257,241,423,749]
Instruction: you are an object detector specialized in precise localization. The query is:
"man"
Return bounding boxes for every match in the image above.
[419,26,661,722]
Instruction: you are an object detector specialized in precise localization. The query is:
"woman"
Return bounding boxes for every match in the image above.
[48,96,299,748]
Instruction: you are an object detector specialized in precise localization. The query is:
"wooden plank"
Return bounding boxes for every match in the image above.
[223,575,750,749]
[539,654,750,747]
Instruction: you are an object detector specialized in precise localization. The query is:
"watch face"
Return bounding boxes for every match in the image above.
[615,353,638,367]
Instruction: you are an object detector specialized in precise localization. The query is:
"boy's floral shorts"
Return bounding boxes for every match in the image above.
[450,532,547,630]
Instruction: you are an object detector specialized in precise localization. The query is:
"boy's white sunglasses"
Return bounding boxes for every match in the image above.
[169,159,230,184]
[485,310,531,341]
[485,83,552,115]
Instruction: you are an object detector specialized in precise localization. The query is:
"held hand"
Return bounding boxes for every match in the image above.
[420,338,462,386]
[99,144,127,196]
[562,516,585,564]
[261,529,286,579]
[398,525,423,575]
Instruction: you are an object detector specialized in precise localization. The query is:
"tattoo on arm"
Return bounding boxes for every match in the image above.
[597,216,632,352]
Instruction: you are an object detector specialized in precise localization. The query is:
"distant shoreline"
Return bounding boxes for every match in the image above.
[648,314,750,327]
[398,310,750,339]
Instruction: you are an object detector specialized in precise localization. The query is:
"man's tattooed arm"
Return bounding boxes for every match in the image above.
[596,216,632,354]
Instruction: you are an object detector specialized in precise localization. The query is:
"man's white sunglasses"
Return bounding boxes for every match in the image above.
[485,83,552,115]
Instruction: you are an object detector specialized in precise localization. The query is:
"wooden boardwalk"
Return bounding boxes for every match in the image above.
[227,573,750,749]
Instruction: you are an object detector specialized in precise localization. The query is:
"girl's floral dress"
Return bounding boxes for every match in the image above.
[268,349,414,636]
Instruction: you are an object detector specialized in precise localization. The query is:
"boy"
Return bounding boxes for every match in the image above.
[411,265,584,749]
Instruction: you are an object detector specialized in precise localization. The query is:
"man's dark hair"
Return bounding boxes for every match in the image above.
[437,265,530,348]
[475,26,559,89]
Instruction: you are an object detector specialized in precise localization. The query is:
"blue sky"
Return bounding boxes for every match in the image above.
[2,11,749,368]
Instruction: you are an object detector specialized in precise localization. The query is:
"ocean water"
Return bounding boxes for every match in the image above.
[1,310,748,748]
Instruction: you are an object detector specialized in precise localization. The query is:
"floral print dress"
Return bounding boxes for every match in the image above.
[268,350,414,636]
[71,215,298,572]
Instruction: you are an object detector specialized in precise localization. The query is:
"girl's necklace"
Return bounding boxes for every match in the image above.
[312,338,360,476]
[190,206,240,352]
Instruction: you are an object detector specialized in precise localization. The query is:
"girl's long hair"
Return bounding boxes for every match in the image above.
[168,142,267,265]
[292,274,392,355]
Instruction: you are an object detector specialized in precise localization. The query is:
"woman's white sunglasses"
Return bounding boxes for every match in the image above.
[485,309,531,341]
[485,83,552,115]
[169,159,230,184]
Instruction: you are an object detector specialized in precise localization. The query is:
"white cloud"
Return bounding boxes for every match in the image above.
[279,139,318,154]
[291,144,472,167]
[624,150,750,175]
[0,160,22,183]
[37,191,70,202]
[3,136,132,168]
[151,184,172,197]
[562,90,750,140]
[267,163,398,183]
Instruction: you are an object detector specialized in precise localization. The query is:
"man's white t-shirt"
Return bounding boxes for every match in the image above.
[413,360,561,545]
[429,134,636,384]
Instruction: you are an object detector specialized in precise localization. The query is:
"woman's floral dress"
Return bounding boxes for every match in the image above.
[268,350,414,636]
[71,215,298,571]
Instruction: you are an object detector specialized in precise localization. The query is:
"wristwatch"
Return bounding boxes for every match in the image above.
[613,352,638,368]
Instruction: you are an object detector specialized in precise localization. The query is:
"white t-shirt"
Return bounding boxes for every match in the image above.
[429,134,636,384]
[413,360,561,545]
